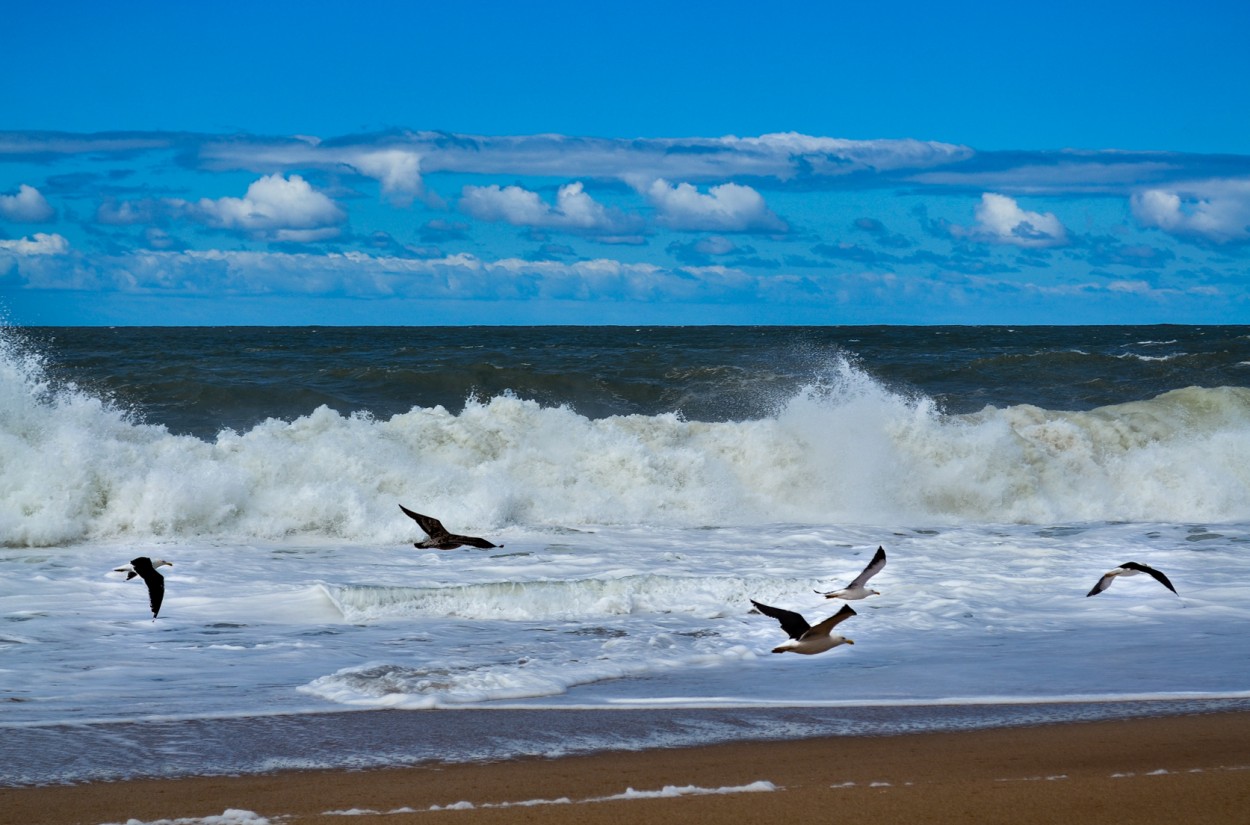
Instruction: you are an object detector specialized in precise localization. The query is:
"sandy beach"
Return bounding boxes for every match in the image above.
[5,710,1248,825]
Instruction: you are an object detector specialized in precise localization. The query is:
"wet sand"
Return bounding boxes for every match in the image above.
[4,710,1249,824]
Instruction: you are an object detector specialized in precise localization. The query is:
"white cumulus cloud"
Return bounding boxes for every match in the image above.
[0,184,55,222]
[0,232,69,255]
[959,192,1067,247]
[188,174,346,241]
[644,179,787,233]
[347,148,424,205]
[459,181,641,234]
[1131,178,1250,244]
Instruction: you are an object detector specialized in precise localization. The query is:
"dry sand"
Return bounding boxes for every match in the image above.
[4,710,1249,825]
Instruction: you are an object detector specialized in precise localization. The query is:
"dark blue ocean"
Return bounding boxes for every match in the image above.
[20,325,1249,440]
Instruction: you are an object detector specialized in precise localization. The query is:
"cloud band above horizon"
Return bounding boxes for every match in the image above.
[2,128,1249,325]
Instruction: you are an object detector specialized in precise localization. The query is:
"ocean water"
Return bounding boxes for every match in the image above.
[3,324,1250,785]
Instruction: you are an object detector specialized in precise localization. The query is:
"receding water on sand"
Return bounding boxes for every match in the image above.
[8,698,1250,786]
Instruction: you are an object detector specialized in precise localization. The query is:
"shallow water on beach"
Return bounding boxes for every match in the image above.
[3,325,1250,783]
[8,700,1250,786]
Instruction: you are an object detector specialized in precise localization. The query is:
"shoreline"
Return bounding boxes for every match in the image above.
[4,710,1250,824]
[6,696,1250,787]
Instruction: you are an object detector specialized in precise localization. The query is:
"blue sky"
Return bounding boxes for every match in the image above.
[3,1,1249,325]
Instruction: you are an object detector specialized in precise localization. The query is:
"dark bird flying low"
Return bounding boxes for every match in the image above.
[1086,561,1178,597]
[399,505,502,550]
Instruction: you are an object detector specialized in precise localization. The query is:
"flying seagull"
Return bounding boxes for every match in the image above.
[750,599,857,655]
[399,505,502,550]
[1086,561,1178,597]
[817,546,887,600]
[113,558,172,581]
[119,556,170,620]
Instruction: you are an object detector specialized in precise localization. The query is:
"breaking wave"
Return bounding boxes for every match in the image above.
[4,328,1250,547]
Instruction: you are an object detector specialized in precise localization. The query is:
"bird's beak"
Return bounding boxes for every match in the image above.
[845,639,855,645]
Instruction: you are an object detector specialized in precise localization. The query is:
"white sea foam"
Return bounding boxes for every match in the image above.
[99,811,272,825]
[417,780,778,812]
[5,333,1250,548]
[600,781,778,799]
[5,514,1246,730]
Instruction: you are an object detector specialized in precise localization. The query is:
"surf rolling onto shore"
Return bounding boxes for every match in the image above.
[2,325,1249,786]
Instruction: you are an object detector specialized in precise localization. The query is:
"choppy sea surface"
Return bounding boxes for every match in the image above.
[2,325,1249,785]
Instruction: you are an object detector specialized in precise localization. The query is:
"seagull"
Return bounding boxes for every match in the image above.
[1086,561,1178,597]
[817,546,886,600]
[113,558,172,581]
[399,505,502,550]
[750,599,857,655]
[118,557,169,620]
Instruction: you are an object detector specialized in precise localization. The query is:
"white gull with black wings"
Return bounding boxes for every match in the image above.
[119,556,170,620]
[750,599,857,655]
[113,558,172,581]
[818,545,886,600]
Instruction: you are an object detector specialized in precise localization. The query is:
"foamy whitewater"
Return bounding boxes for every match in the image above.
[3,325,1250,784]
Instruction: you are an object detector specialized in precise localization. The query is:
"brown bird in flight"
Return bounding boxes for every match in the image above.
[399,504,502,550]
[1086,561,1178,597]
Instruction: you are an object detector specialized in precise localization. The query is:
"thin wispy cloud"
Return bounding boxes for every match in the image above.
[96,198,165,226]
[908,158,1187,195]
[8,131,972,190]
